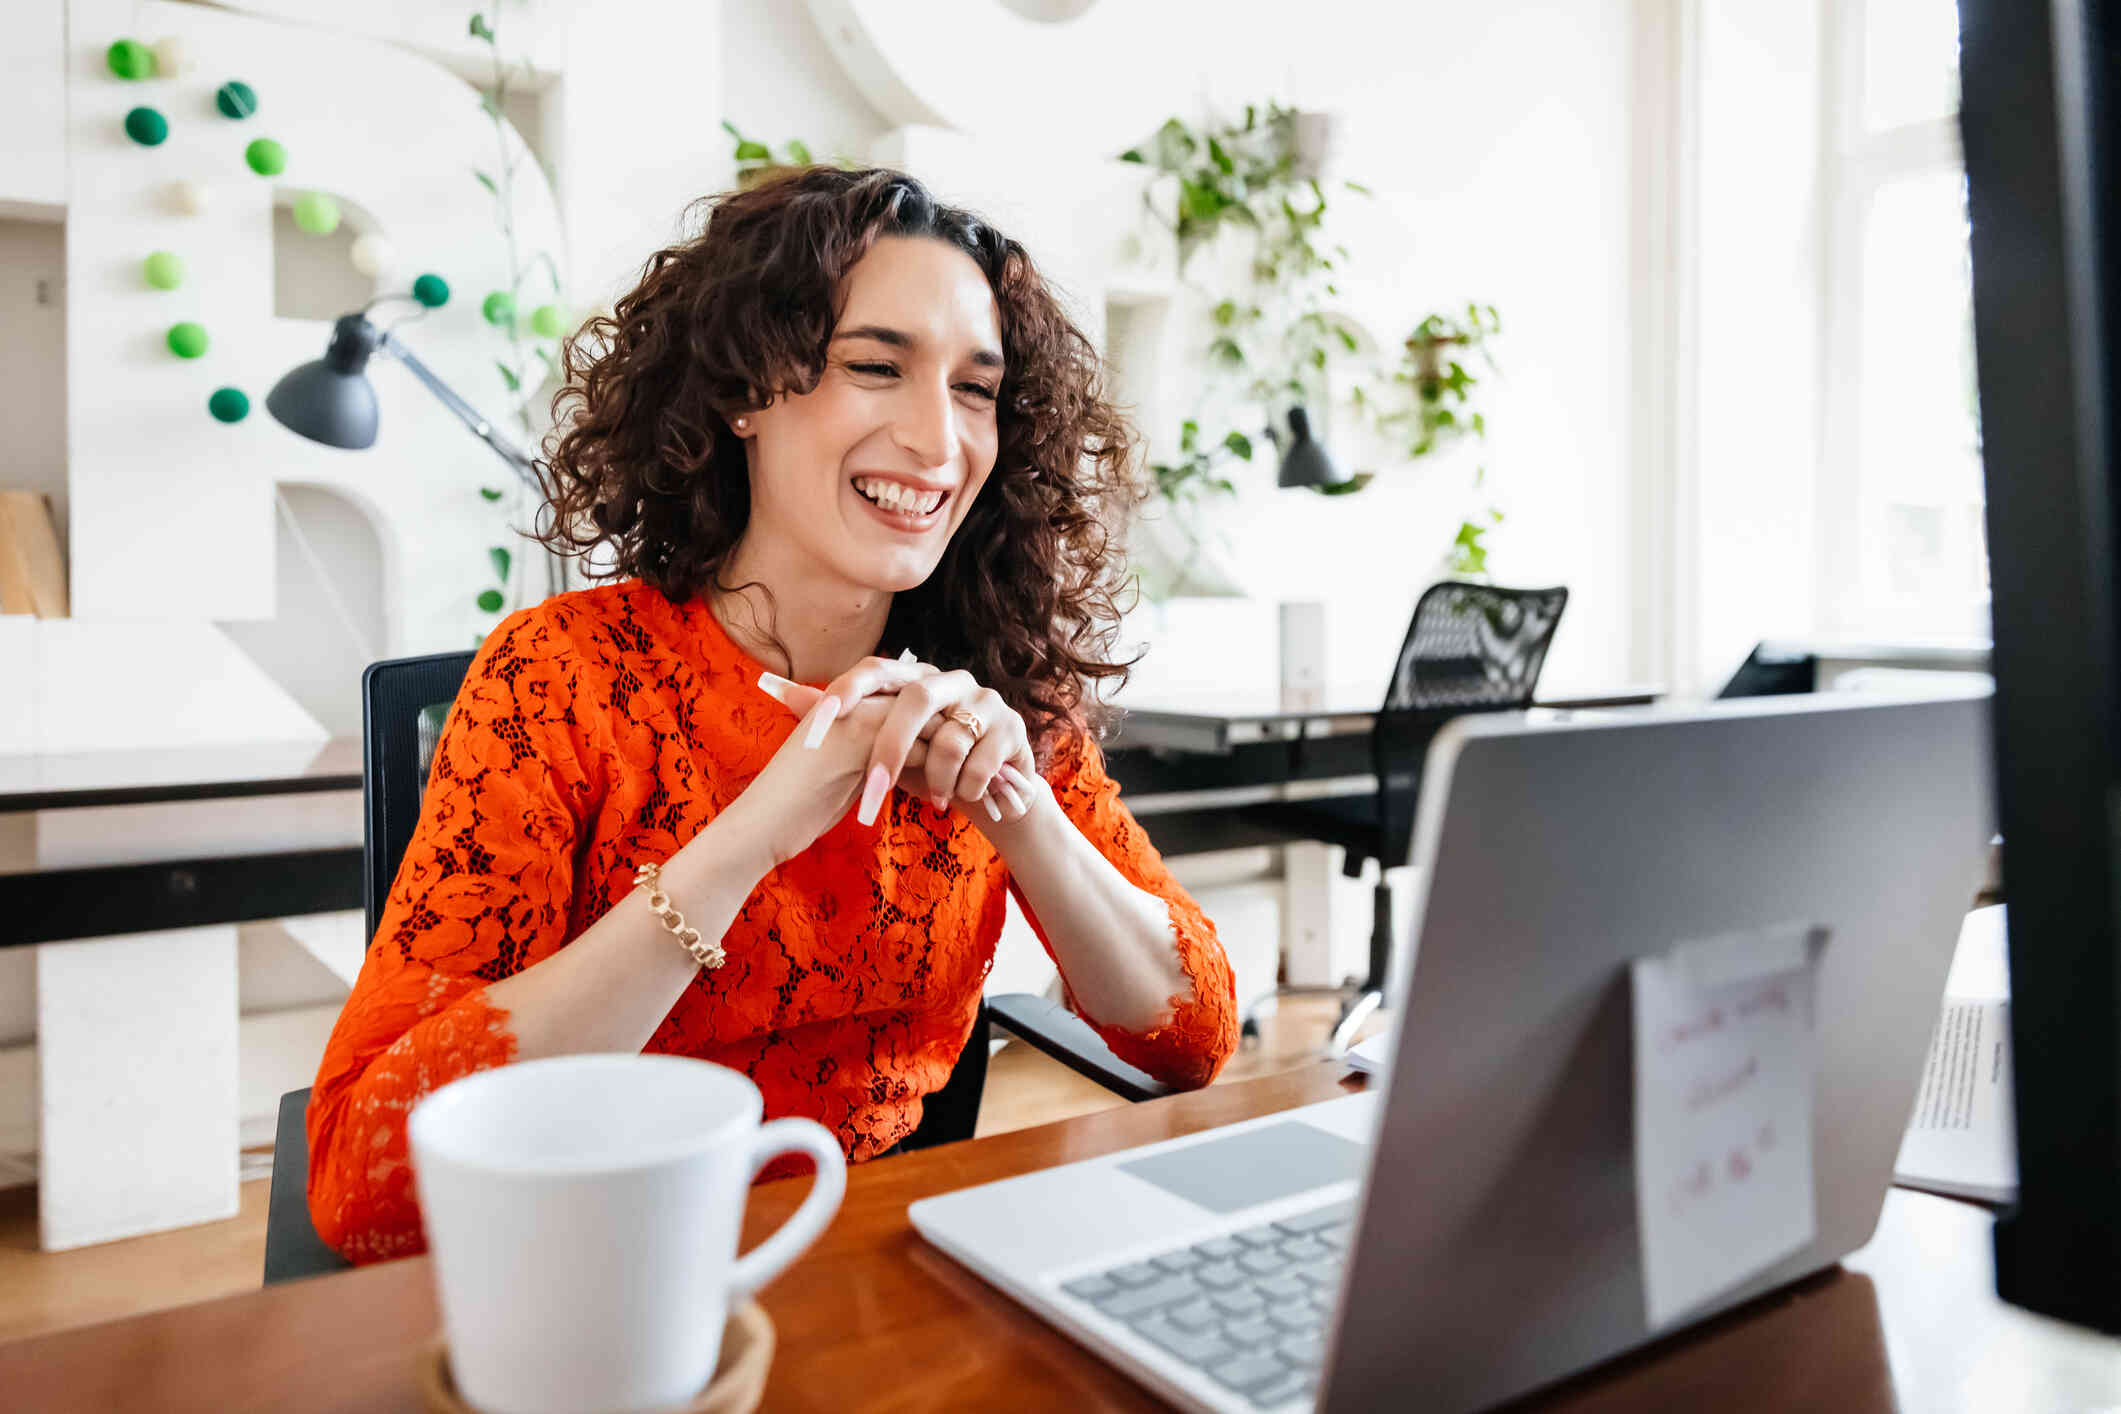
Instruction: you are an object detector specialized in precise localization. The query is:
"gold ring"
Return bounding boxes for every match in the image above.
[944,707,984,742]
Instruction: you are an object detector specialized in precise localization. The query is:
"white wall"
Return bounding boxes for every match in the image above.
[1109,0,1640,698]
[1689,0,1828,693]
[555,0,730,310]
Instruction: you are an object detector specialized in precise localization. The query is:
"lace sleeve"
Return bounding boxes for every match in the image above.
[304,606,598,1263]
[1007,729,1239,1090]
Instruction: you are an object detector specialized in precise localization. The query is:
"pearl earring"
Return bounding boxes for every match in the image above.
[733,417,749,431]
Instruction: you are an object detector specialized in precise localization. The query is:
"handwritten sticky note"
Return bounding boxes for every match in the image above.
[1631,922,1822,1329]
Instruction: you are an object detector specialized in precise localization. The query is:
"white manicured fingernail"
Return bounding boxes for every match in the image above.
[999,779,1028,814]
[802,696,840,749]
[757,671,796,705]
[983,794,1003,821]
[856,763,891,826]
[898,647,916,663]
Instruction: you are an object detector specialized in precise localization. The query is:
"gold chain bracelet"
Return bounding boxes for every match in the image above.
[633,861,726,971]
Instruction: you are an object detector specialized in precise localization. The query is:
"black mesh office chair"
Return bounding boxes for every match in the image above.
[263,648,1166,1285]
[1243,582,1568,1056]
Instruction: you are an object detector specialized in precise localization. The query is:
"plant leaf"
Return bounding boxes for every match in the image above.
[734,139,771,161]
[490,547,513,582]
[784,139,813,165]
[476,588,505,613]
[1316,472,1375,497]
[495,361,521,392]
[1223,430,1253,460]
[479,487,505,502]
[468,12,493,41]
[474,169,498,195]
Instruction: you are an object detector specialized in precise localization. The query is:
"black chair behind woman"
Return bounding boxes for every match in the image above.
[261,650,1166,1286]
[1244,581,1568,1056]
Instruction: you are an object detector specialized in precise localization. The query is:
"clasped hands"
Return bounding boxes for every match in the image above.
[756,650,1041,831]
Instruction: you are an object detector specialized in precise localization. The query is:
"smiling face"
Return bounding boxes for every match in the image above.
[731,235,1005,596]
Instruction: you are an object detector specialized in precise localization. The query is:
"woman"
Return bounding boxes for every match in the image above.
[306,166,1238,1263]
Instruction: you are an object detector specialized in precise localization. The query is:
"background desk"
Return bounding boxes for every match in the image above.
[0,738,365,1248]
[3,1063,2112,1412]
[1103,688,1660,858]
[0,738,363,947]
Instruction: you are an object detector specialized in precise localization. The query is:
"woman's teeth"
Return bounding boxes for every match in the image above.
[853,477,946,516]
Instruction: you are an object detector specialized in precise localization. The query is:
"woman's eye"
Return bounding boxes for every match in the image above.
[849,362,897,377]
[957,383,1000,402]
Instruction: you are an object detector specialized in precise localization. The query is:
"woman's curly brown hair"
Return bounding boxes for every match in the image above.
[534,165,1140,755]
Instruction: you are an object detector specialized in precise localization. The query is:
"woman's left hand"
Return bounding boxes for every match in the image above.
[847,667,1041,828]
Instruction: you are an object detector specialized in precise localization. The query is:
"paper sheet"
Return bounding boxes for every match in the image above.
[1632,922,1822,1329]
[1893,996,2017,1203]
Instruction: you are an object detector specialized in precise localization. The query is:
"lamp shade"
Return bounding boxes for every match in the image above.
[267,313,383,449]
[1275,406,1346,489]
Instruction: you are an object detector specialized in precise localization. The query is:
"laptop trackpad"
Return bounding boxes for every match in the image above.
[1117,1121,1365,1214]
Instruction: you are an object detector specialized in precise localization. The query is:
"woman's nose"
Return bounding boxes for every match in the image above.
[890,376,957,468]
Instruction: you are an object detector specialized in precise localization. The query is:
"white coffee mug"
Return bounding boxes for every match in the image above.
[408,1054,845,1414]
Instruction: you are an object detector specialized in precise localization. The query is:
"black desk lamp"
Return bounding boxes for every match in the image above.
[267,303,539,490]
[1270,406,1352,490]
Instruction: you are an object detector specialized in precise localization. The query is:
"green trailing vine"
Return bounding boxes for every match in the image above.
[1122,104,1503,579]
[466,8,567,626]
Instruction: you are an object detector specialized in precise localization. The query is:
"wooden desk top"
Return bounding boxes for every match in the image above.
[3,1064,2115,1412]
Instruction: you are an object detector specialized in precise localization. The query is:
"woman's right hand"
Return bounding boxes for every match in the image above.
[725,658,933,868]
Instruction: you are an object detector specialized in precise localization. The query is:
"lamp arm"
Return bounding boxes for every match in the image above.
[376,330,540,490]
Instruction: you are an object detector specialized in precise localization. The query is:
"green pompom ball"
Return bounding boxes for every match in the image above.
[480,291,515,327]
[411,273,450,308]
[528,303,567,339]
[244,137,285,176]
[207,387,250,423]
[142,250,185,290]
[107,40,156,81]
[476,589,505,614]
[123,106,168,147]
[291,191,340,235]
[214,81,258,120]
[166,321,208,359]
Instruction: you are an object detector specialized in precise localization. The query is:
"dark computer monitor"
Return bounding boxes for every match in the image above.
[1961,0,2121,1332]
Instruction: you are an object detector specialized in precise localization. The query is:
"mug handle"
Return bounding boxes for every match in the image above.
[727,1118,847,1297]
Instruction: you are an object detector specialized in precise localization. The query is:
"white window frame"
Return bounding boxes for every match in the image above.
[1815,0,1987,643]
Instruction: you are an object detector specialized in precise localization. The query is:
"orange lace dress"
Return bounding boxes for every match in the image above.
[306,579,1238,1263]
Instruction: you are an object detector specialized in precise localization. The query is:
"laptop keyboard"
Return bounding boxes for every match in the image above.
[1056,1197,1355,1409]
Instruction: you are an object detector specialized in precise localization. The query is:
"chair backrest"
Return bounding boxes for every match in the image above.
[362,650,477,946]
[1382,581,1570,713]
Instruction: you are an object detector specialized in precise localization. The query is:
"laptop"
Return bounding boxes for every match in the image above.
[910,690,1995,1412]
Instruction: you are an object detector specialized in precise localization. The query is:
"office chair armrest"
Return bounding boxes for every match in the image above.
[984,992,1172,1104]
[263,1087,353,1285]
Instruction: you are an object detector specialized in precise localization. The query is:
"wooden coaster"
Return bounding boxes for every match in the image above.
[417,1299,774,1414]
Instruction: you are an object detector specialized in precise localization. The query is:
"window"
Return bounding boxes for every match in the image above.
[1821,0,1985,639]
